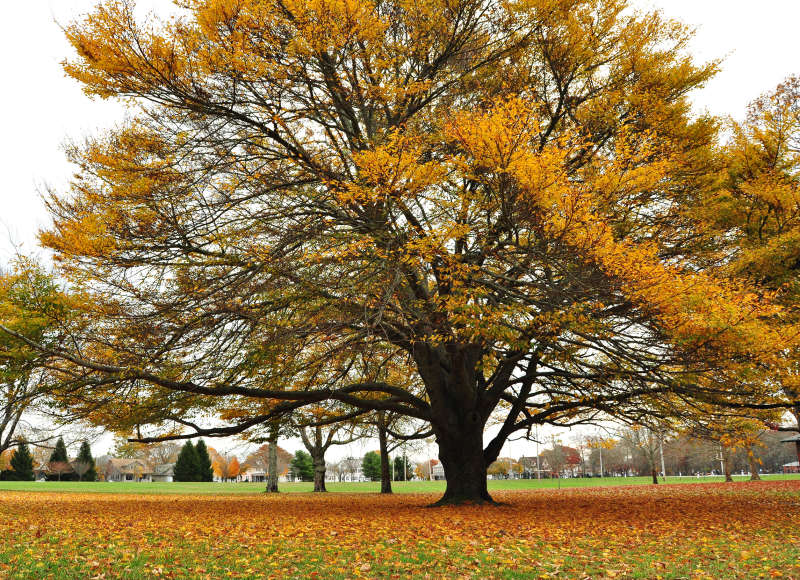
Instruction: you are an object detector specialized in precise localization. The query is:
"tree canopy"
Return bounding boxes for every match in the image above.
[4,0,798,504]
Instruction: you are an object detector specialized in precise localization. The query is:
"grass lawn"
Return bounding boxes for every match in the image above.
[0,473,798,495]
[0,479,799,578]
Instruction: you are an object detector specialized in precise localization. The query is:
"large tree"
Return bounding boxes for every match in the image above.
[11,0,796,504]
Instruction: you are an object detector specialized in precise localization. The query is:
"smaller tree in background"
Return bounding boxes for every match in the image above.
[289,451,313,482]
[194,440,214,482]
[9,441,34,481]
[210,449,241,482]
[49,437,68,463]
[362,452,381,481]
[173,441,198,482]
[74,441,97,482]
[392,455,413,481]
[47,437,75,481]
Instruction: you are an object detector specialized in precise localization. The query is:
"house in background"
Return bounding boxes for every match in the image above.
[105,458,153,482]
[152,463,175,482]
[783,461,800,474]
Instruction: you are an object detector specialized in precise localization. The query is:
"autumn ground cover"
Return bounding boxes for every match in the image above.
[1,481,799,579]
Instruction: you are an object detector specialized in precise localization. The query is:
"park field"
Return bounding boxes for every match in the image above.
[1,480,799,579]
[0,474,798,495]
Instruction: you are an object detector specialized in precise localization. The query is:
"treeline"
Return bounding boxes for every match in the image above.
[0,437,97,481]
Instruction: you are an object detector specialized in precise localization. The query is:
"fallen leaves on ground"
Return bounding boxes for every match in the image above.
[0,481,799,578]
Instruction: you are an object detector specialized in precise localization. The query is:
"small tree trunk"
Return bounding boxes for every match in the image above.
[651,467,659,485]
[266,424,279,493]
[312,451,327,492]
[378,412,392,494]
[748,453,761,481]
[724,450,733,482]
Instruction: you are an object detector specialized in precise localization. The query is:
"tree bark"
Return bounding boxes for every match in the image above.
[723,450,733,482]
[435,434,492,505]
[312,450,327,492]
[266,423,279,493]
[416,344,495,505]
[748,453,761,481]
[378,411,392,494]
[651,467,659,485]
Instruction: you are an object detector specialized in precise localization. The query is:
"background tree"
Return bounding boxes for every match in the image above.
[392,455,413,482]
[74,440,97,482]
[362,451,382,482]
[297,412,361,492]
[487,458,515,479]
[173,441,198,482]
[0,260,68,457]
[111,435,180,465]
[15,0,798,505]
[48,461,73,482]
[586,436,618,477]
[700,76,800,446]
[210,449,240,482]
[414,459,439,481]
[621,426,664,484]
[194,440,214,482]
[49,437,68,464]
[245,440,293,492]
[9,440,34,481]
[289,450,314,482]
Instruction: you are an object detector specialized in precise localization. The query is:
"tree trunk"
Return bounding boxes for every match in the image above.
[435,439,491,505]
[378,412,392,494]
[433,417,492,505]
[414,344,495,505]
[266,424,279,493]
[312,451,326,492]
[748,453,761,481]
[651,467,658,485]
[724,451,733,482]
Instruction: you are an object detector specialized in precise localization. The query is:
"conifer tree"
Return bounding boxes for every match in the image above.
[173,441,198,482]
[75,441,97,482]
[194,440,214,482]
[9,441,34,481]
[49,437,68,463]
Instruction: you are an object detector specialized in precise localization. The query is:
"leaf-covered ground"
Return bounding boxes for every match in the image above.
[1,481,798,579]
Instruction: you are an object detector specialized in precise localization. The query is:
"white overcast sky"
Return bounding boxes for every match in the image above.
[1,1,798,456]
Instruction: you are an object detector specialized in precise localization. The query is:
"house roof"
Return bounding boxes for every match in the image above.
[780,434,800,443]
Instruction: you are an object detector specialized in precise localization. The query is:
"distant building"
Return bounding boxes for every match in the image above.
[783,461,800,474]
[105,458,153,482]
[152,463,175,482]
